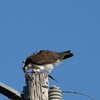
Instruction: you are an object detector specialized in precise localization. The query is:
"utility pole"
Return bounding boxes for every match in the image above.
[23,72,49,100]
[0,72,62,100]
[0,72,49,100]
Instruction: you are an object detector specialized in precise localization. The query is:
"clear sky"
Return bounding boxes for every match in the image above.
[0,0,100,100]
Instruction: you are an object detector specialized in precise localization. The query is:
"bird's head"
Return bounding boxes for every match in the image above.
[22,60,28,73]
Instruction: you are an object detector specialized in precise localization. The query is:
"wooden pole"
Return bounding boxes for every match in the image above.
[23,72,49,100]
[0,82,22,100]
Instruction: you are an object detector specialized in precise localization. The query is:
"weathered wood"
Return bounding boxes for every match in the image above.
[0,82,22,100]
[23,72,49,100]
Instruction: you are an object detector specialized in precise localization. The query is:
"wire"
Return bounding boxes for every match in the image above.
[62,90,95,100]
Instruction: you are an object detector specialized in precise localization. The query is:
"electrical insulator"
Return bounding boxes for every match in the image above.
[49,85,62,100]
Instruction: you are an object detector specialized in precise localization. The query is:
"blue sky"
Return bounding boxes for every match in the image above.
[0,0,100,100]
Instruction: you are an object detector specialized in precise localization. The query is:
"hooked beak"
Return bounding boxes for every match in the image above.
[22,67,26,73]
[22,60,27,73]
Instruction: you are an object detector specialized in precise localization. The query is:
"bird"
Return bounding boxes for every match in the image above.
[22,50,73,73]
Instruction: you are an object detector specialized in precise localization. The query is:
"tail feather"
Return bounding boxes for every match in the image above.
[60,50,73,59]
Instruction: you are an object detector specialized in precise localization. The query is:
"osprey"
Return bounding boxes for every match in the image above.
[22,50,73,73]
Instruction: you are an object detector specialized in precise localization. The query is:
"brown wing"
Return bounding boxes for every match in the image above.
[26,50,62,65]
